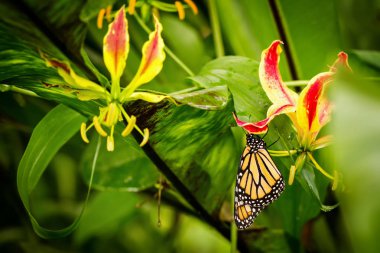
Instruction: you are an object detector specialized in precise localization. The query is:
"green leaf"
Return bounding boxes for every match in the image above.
[126,99,237,213]
[80,47,110,88]
[189,56,269,120]
[22,0,87,56]
[301,165,338,212]
[17,104,95,238]
[0,0,100,116]
[74,191,138,244]
[80,0,116,22]
[81,132,159,191]
[171,85,229,110]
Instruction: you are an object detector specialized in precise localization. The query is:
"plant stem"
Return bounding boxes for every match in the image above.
[129,123,230,238]
[208,0,224,58]
[0,84,40,98]
[269,149,298,156]
[133,12,195,76]
[165,47,195,76]
[268,0,299,82]
[307,152,334,180]
[284,80,308,87]
[230,186,237,253]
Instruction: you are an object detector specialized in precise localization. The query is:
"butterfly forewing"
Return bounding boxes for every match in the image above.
[234,134,285,230]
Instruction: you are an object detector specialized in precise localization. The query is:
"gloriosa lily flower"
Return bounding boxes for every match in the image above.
[234,40,351,188]
[97,0,198,29]
[44,6,170,151]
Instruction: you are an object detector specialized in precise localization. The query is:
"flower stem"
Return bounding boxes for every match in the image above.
[269,149,298,156]
[133,12,195,76]
[0,84,39,98]
[268,0,299,82]
[128,125,230,238]
[230,185,237,253]
[284,80,309,87]
[307,152,334,180]
[208,0,224,58]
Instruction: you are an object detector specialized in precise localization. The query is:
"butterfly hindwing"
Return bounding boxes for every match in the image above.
[234,134,285,230]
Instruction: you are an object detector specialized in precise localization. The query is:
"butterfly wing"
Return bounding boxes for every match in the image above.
[234,141,285,230]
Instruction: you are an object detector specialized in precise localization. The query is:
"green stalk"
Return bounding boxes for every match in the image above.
[284,80,308,87]
[208,0,224,58]
[0,84,39,98]
[230,186,237,253]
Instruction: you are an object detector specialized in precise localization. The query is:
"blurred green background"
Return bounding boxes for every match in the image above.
[1,0,380,252]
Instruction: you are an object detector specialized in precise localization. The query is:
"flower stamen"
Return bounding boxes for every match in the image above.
[107,126,115,151]
[93,116,108,137]
[122,115,136,137]
[105,5,112,22]
[184,0,198,14]
[97,8,106,29]
[289,165,296,185]
[128,0,137,15]
[307,152,334,180]
[332,170,339,191]
[80,122,90,143]
[175,1,185,20]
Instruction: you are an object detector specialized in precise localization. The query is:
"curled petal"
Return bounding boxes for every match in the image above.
[296,72,333,135]
[128,91,169,103]
[103,6,129,82]
[233,113,269,134]
[330,52,351,72]
[121,16,165,101]
[233,103,295,134]
[259,40,298,107]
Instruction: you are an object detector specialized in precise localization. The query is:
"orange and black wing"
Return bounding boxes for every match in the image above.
[234,135,285,230]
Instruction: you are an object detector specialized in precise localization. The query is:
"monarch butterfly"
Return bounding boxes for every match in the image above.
[234,134,285,230]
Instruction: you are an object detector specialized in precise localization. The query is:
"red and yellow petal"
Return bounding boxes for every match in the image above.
[296,72,333,135]
[121,16,165,101]
[233,113,268,134]
[233,103,295,134]
[103,6,129,82]
[259,40,298,107]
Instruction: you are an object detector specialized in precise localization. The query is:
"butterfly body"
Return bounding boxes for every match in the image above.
[234,134,285,230]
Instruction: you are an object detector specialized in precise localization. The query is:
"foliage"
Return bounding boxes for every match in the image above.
[0,0,379,252]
